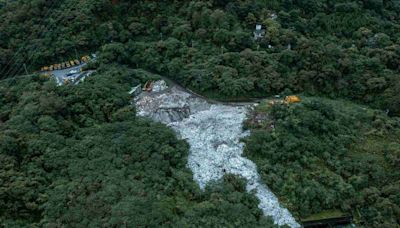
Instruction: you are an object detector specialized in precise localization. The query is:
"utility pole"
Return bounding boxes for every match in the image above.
[23,63,29,75]
[74,47,79,61]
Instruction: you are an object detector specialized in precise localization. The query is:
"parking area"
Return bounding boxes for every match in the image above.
[40,55,96,85]
[52,63,86,85]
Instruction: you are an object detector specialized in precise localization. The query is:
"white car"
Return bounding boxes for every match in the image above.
[66,70,78,76]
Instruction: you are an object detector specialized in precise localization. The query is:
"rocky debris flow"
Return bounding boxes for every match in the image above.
[135,86,210,123]
[152,80,168,92]
[135,85,300,228]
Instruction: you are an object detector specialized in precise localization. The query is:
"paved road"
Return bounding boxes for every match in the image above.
[45,55,97,85]
[51,63,87,85]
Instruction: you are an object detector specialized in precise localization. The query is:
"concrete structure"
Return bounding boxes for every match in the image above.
[254,24,265,40]
[129,84,142,97]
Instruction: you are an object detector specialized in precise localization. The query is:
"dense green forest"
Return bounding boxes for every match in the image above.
[244,99,400,226]
[0,66,277,227]
[1,0,400,115]
[1,0,400,227]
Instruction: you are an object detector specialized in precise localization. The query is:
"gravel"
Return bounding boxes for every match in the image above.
[135,82,300,228]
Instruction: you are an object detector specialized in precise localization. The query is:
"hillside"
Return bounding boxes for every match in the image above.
[0,66,278,227]
[0,0,400,227]
[0,0,399,115]
[244,97,400,226]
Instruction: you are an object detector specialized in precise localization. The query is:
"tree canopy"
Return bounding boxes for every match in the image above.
[1,0,400,227]
[0,67,277,227]
[0,0,399,115]
[244,98,400,226]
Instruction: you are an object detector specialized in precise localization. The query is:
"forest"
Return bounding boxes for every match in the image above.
[1,0,399,115]
[0,66,278,227]
[0,0,400,227]
[244,99,400,226]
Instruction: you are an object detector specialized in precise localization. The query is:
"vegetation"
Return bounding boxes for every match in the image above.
[1,0,400,227]
[0,67,277,227]
[1,0,399,115]
[244,98,400,226]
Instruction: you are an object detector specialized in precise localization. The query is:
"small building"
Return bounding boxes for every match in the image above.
[253,24,265,40]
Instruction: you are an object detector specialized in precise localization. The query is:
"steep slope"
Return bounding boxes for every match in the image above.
[135,84,299,227]
[244,98,400,226]
[1,0,399,114]
[0,66,277,227]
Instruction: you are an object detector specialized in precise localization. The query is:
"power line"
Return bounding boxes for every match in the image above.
[0,7,54,76]
[0,73,36,85]
[10,0,83,78]
[0,0,58,78]
[1,1,59,78]
[0,0,58,76]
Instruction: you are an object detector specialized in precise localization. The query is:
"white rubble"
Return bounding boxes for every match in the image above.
[152,80,168,92]
[135,85,300,228]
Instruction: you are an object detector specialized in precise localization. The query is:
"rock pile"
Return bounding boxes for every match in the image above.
[135,84,300,228]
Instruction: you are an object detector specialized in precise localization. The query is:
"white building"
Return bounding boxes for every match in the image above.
[254,24,265,40]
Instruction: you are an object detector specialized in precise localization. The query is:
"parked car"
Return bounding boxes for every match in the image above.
[66,69,78,76]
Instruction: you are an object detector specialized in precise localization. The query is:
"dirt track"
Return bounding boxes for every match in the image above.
[158,75,266,106]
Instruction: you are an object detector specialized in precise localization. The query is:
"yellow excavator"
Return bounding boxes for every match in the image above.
[269,95,301,106]
[284,95,301,104]
[81,55,90,63]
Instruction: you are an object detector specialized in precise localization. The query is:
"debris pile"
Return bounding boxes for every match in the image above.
[152,80,168,92]
[135,84,300,228]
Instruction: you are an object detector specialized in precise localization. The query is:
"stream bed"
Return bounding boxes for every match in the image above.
[135,82,300,228]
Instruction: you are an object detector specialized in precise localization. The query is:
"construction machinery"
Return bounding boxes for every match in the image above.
[39,54,91,72]
[142,81,154,92]
[85,55,91,62]
[81,56,90,62]
[284,95,301,104]
[268,95,301,107]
